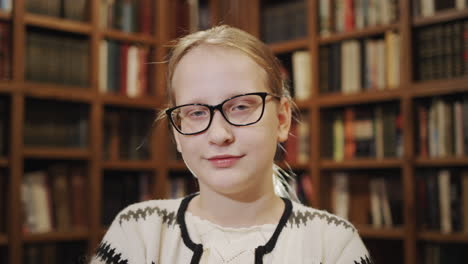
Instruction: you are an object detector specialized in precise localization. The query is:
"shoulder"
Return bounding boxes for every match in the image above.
[287,201,356,234]
[115,197,183,227]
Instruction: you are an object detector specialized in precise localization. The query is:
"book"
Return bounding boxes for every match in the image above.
[438,169,451,233]
[332,172,349,220]
[292,51,312,100]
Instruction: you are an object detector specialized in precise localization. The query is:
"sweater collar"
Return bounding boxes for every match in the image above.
[176,193,293,264]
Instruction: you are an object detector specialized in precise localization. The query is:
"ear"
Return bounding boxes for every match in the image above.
[277,97,292,143]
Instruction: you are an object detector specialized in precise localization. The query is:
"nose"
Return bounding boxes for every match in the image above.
[207,110,234,145]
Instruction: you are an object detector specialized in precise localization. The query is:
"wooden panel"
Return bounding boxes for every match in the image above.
[318,24,399,44]
[418,231,468,243]
[318,89,402,108]
[320,159,403,169]
[23,148,90,160]
[102,30,157,45]
[413,8,468,27]
[268,38,309,54]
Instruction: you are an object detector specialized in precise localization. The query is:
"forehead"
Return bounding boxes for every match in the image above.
[172,45,268,104]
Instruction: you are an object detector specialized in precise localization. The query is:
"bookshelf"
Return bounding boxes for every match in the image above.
[2,0,175,263]
[248,0,468,263]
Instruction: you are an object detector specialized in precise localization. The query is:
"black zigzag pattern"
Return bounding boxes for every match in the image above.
[354,255,373,264]
[118,206,177,226]
[95,242,128,264]
[287,210,355,231]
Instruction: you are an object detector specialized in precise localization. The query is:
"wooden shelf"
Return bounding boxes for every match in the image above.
[23,148,90,160]
[410,77,468,98]
[268,38,309,54]
[413,9,468,27]
[102,160,155,170]
[101,93,158,109]
[317,89,402,108]
[0,234,7,245]
[0,81,14,93]
[418,231,468,243]
[318,24,399,44]
[415,157,468,167]
[23,229,89,242]
[22,83,93,103]
[320,158,403,170]
[0,10,11,21]
[357,225,405,240]
[168,161,187,170]
[25,13,92,34]
[0,157,8,167]
[102,29,157,45]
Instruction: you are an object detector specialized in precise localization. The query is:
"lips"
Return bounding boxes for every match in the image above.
[207,154,244,168]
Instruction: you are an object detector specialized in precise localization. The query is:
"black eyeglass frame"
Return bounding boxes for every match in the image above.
[166,92,281,135]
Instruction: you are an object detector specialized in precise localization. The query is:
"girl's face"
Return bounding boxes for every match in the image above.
[171,45,291,197]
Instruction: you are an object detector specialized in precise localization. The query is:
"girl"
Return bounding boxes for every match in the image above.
[91,25,372,264]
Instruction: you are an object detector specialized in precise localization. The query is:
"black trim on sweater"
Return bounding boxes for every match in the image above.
[176,193,293,264]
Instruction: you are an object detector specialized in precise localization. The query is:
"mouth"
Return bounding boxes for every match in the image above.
[207,154,244,168]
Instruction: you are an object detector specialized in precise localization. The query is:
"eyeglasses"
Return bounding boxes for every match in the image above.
[166,92,281,135]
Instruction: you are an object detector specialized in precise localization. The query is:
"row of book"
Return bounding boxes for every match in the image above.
[0,22,11,81]
[261,1,307,43]
[99,41,152,97]
[417,96,468,158]
[0,0,11,11]
[100,0,154,34]
[26,0,88,21]
[23,242,87,264]
[319,0,399,36]
[415,20,468,81]
[323,105,403,161]
[417,169,468,233]
[331,172,403,228]
[21,164,87,234]
[415,0,467,17]
[283,119,310,164]
[102,172,152,225]
[319,31,400,94]
[423,243,466,264]
[102,109,152,161]
[25,32,89,87]
[24,100,88,148]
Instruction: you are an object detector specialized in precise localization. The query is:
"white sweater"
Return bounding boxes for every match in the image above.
[91,194,373,264]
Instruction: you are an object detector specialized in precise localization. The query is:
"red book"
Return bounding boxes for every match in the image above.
[137,47,149,96]
[69,167,87,229]
[344,0,355,32]
[139,0,153,34]
[119,44,129,95]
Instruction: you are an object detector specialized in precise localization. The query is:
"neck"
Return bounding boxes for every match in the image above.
[189,185,284,228]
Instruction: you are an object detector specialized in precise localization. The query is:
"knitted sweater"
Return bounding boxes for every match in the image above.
[91,194,373,264]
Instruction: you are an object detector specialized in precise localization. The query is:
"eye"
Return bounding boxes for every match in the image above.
[231,103,251,111]
[189,110,208,117]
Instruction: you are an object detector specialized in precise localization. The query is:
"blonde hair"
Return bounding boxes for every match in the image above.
[161,25,299,202]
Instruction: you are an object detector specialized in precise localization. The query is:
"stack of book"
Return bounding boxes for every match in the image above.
[26,0,87,21]
[417,169,468,234]
[318,0,398,36]
[415,20,468,81]
[319,31,400,94]
[417,96,468,157]
[323,105,402,161]
[24,101,88,148]
[25,31,89,87]
[100,0,153,34]
[415,0,467,17]
[21,164,87,233]
[261,1,307,43]
[100,40,151,97]
[102,109,152,161]
[283,119,310,164]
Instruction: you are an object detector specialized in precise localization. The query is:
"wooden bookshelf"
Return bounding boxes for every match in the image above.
[320,159,403,170]
[24,13,92,34]
[413,8,468,27]
[317,89,402,108]
[3,0,173,262]
[268,38,309,54]
[318,24,400,44]
[23,229,89,243]
[357,225,405,240]
[418,231,468,243]
[414,157,468,167]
